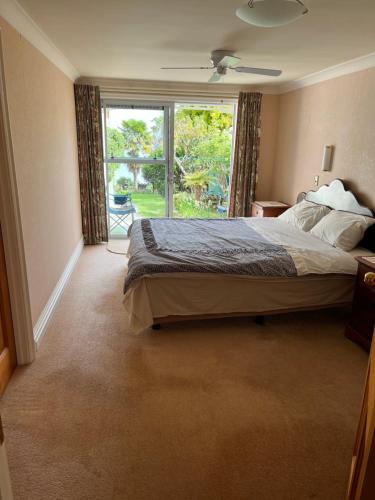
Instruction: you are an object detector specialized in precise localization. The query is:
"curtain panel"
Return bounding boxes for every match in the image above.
[228,92,262,218]
[74,84,108,244]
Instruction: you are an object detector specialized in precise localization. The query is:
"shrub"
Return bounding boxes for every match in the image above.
[173,192,219,218]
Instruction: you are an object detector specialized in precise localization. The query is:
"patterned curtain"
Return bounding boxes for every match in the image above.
[228,92,263,217]
[74,84,108,244]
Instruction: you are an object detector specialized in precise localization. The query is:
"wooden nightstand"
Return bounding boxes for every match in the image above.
[251,201,290,218]
[345,256,375,351]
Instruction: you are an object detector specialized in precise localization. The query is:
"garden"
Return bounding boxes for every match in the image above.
[106,105,233,219]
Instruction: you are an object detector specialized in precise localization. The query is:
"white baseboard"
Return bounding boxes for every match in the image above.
[33,236,84,348]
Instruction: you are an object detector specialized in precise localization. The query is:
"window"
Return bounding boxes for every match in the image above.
[102,99,235,238]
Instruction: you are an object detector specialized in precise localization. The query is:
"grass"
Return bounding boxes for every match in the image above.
[127,191,227,219]
[110,191,226,236]
[131,192,166,218]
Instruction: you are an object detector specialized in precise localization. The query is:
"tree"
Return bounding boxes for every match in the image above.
[173,108,233,197]
[184,170,210,201]
[107,128,125,157]
[120,119,151,189]
[174,112,207,175]
[141,116,166,195]
[147,108,233,197]
[106,128,126,182]
[177,108,232,131]
[150,115,164,156]
[116,176,131,192]
[142,164,166,196]
[195,126,232,194]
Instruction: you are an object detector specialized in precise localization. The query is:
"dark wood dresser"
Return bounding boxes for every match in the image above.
[345,256,375,351]
[251,201,290,218]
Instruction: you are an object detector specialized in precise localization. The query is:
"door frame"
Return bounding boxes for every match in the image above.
[0,30,35,365]
[102,99,173,238]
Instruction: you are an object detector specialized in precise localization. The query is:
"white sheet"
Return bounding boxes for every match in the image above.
[243,217,358,275]
[349,246,375,258]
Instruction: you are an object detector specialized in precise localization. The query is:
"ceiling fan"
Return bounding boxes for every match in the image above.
[161,50,282,83]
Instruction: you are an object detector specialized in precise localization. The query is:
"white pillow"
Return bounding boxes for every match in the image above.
[278,200,331,232]
[310,210,375,251]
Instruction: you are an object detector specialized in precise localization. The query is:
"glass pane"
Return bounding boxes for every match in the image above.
[106,162,167,238]
[104,104,164,160]
[173,103,234,218]
[133,164,167,218]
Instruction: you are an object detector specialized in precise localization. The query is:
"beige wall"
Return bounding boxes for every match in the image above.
[269,69,375,208]
[0,18,82,325]
[257,94,280,200]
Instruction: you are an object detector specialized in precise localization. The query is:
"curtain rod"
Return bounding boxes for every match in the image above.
[76,77,264,102]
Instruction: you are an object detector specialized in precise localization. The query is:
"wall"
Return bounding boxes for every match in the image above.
[270,68,375,208]
[0,17,82,325]
[257,94,280,200]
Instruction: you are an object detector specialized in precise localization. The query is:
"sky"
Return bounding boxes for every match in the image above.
[106,108,162,130]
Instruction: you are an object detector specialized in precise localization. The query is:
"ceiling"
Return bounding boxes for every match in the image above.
[16,0,375,86]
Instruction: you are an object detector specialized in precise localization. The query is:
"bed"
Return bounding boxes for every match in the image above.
[123,179,375,333]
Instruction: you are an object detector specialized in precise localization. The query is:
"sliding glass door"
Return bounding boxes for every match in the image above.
[102,101,171,238]
[173,102,235,218]
[102,99,235,238]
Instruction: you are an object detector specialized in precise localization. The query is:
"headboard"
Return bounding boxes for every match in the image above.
[298,179,374,217]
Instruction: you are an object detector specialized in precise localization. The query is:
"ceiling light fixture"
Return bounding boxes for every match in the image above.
[236,0,309,28]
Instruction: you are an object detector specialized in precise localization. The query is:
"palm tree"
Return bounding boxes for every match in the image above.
[120,119,151,190]
[184,170,210,201]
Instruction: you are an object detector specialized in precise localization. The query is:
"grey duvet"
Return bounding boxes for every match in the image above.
[124,218,297,292]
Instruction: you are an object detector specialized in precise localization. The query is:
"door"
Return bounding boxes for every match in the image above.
[172,102,235,218]
[347,329,375,499]
[0,224,17,394]
[102,101,172,238]
[0,415,13,499]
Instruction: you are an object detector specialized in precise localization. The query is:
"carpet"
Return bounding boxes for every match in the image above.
[106,238,129,255]
[0,244,368,500]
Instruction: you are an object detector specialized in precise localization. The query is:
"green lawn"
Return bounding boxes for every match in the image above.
[110,191,226,236]
[131,192,166,218]
[129,191,226,219]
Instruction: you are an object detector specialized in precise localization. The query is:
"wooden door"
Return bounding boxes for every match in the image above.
[0,224,16,394]
[347,330,375,499]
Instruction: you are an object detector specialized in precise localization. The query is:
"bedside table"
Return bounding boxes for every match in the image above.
[251,201,290,218]
[345,256,375,351]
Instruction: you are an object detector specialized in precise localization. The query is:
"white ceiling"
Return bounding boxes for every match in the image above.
[15,0,375,86]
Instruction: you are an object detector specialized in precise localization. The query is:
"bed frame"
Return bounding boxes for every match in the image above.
[152,179,374,329]
[152,303,351,329]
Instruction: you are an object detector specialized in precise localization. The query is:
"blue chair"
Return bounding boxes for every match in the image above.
[109,194,136,235]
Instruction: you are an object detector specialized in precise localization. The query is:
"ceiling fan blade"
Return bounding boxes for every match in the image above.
[217,55,241,68]
[234,66,282,77]
[161,66,213,70]
[208,72,222,83]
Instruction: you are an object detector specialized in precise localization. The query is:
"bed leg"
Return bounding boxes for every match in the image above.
[254,315,265,325]
[152,323,161,330]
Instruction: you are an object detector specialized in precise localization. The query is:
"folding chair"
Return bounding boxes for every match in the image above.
[108,194,136,235]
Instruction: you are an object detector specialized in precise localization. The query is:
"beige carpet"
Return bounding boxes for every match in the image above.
[106,238,128,255]
[0,245,368,500]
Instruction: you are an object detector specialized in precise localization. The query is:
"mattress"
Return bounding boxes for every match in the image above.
[123,217,369,333]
